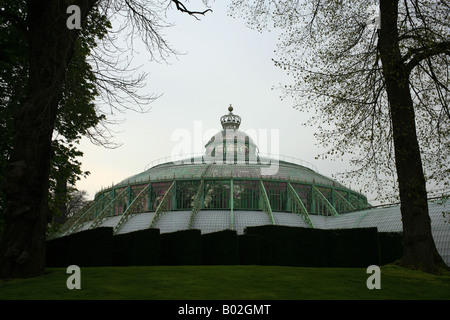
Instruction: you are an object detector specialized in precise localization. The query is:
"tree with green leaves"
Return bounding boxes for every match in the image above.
[230,0,449,273]
[0,1,108,241]
[0,0,211,279]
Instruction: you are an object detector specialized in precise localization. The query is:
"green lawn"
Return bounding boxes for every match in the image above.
[0,265,449,300]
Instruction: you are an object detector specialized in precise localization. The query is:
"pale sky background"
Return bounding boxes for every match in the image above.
[75,1,378,203]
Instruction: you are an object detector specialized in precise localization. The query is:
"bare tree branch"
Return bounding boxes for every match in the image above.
[171,0,212,19]
[405,40,450,73]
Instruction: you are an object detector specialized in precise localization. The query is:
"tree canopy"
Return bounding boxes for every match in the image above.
[0,0,211,278]
[0,2,111,228]
[230,0,449,203]
[229,0,449,273]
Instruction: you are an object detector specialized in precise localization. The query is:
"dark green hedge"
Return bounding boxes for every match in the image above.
[160,229,202,265]
[243,225,325,267]
[202,229,239,265]
[244,225,380,267]
[46,225,401,268]
[46,227,113,267]
[113,228,160,266]
[378,232,403,264]
[238,234,262,265]
[325,227,380,267]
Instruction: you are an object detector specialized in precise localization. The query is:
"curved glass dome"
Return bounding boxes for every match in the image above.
[58,106,372,237]
[205,105,258,163]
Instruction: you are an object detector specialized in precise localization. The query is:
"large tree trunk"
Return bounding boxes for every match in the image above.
[378,0,446,274]
[0,0,96,279]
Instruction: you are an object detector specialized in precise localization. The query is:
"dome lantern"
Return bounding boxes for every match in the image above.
[205,105,257,161]
[220,104,241,130]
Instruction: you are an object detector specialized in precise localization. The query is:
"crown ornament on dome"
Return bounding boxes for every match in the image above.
[220,104,241,130]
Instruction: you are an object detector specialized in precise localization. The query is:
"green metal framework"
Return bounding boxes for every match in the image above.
[64,192,113,236]
[55,201,95,238]
[233,180,259,210]
[259,180,275,225]
[333,189,356,213]
[264,181,287,212]
[176,181,199,210]
[352,209,373,228]
[349,193,371,210]
[204,180,230,209]
[147,181,173,211]
[312,186,339,216]
[188,180,205,229]
[113,183,152,234]
[287,182,315,228]
[149,181,176,228]
[230,179,234,230]
[89,188,128,230]
[59,174,371,236]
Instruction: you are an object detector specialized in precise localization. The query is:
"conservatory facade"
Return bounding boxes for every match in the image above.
[56,106,449,266]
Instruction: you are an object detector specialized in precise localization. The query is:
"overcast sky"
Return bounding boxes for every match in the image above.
[75,1,377,203]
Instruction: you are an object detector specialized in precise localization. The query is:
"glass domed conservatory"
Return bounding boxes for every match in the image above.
[56,106,450,266]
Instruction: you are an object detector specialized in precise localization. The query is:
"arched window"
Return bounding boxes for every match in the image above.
[204,181,230,209]
[234,181,259,210]
[150,182,173,211]
[176,182,198,210]
[263,182,287,211]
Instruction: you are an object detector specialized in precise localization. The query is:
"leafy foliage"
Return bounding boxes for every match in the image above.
[0,2,110,222]
[0,0,213,279]
[230,0,449,203]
